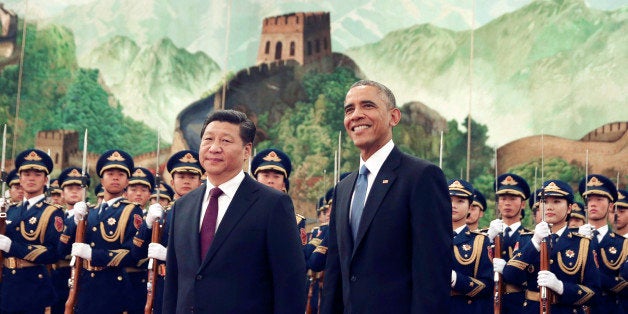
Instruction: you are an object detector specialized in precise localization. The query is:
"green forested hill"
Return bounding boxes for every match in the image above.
[0,21,162,156]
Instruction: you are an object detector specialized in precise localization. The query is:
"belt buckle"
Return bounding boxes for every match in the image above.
[7,258,17,269]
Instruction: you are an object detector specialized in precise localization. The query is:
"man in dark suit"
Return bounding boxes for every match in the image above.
[321,80,452,313]
[163,109,306,313]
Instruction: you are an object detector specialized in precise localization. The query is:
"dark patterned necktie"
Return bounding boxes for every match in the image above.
[200,187,223,259]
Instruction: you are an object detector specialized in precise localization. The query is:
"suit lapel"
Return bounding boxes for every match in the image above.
[198,176,258,271]
[336,172,357,256]
[352,148,400,257]
[184,185,206,268]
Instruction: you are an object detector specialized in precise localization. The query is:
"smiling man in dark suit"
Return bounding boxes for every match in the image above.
[321,80,452,313]
[163,109,306,313]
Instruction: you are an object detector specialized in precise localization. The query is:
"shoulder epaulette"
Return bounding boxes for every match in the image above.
[471,230,487,238]
[520,231,535,236]
[572,233,592,240]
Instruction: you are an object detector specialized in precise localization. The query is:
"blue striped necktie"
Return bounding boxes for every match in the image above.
[350,165,369,241]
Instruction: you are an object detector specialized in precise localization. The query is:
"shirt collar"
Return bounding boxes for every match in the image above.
[360,140,394,177]
[24,194,46,208]
[454,224,466,235]
[104,196,123,207]
[204,170,245,201]
[505,221,522,235]
[555,225,567,237]
[596,224,609,238]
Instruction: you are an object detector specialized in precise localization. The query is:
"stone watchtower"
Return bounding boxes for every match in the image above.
[256,12,331,65]
[0,3,17,59]
[35,130,79,172]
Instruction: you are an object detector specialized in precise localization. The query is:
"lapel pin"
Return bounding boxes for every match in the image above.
[382,179,389,184]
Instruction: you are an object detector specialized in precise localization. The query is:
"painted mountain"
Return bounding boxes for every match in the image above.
[82,36,221,141]
[345,0,628,145]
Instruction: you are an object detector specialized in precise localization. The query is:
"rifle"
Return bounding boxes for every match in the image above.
[493,146,504,314]
[0,125,8,282]
[305,271,315,314]
[65,129,89,314]
[145,131,161,314]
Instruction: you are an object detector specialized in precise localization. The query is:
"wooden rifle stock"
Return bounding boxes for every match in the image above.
[539,239,551,314]
[144,220,162,314]
[305,271,315,314]
[65,215,87,314]
[493,234,504,314]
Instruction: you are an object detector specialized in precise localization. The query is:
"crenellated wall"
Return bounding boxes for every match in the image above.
[257,12,331,65]
[498,121,628,186]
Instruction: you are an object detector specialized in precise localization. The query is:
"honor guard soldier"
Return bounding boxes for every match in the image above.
[94,183,104,206]
[58,149,144,314]
[6,169,23,204]
[51,167,90,314]
[489,173,532,314]
[48,178,64,206]
[125,167,155,314]
[578,174,626,314]
[614,190,628,237]
[132,150,203,314]
[150,182,174,208]
[467,188,487,231]
[503,179,600,314]
[529,188,542,226]
[448,179,493,313]
[251,148,307,245]
[0,149,64,313]
[304,191,333,314]
[127,167,155,211]
[567,202,585,228]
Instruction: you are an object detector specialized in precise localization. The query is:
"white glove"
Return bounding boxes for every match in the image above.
[487,219,504,242]
[538,270,564,295]
[0,234,11,252]
[451,270,457,287]
[532,221,551,251]
[73,201,88,224]
[578,223,595,238]
[71,242,92,260]
[493,258,506,274]
[148,243,167,261]
[146,203,164,229]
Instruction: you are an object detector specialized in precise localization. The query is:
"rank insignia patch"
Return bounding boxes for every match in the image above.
[565,250,575,258]
[29,217,37,225]
[609,247,617,254]
[54,216,63,232]
[462,244,471,251]
[134,214,143,230]
[107,217,116,226]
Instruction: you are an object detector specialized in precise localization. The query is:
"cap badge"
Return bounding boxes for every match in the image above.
[69,169,82,178]
[262,151,282,162]
[619,191,625,200]
[132,169,147,177]
[501,176,518,186]
[544,182,561,193]
[587,177,603,187]
[449,180,464,189]
[179,153,198,163]
[25,151,43,161]
[107,151,125,161]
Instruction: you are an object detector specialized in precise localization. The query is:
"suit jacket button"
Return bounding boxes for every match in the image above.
[350,275,357,282]
[196,275,203,280]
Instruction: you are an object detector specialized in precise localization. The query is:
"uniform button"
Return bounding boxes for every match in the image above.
[90,273,95,278]
[117,276,123,281]
[92,227,97,232]
[38,274,43,279]
[350,275,357,282]
[90,242,95,247]
[196,275,203,280]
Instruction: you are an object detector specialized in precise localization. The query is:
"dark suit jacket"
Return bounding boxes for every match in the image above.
[321,147,452,313]
[163,175,306,313]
